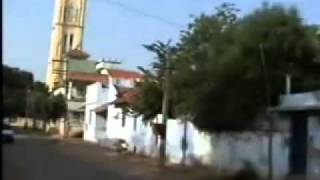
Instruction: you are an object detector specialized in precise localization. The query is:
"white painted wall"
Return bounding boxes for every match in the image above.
[103,111,291,179]
[308,116,320,179]
[166,120,290,179]
[105,108,161,158]
[83,82,110,142]
[84,75,134,143]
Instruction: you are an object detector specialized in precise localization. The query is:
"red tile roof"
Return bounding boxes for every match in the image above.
[114,88,137,105]
[108,69,142,79]
[67,72,108,83]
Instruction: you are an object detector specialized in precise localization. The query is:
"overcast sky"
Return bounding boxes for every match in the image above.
[3,0,320,81]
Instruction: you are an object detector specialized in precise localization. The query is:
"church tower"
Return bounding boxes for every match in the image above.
[46,0,87,91]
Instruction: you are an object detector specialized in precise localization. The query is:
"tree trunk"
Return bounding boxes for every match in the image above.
[32,118,36,130]
[24,118,28,129]
[42,120,47,131]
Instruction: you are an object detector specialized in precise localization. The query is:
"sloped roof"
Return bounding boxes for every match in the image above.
[68,59,97,73]
[67,72,108,83]
[108,69,142,79]
[93,86,137,113]
[114,88,137,105]
[269,90,320,112]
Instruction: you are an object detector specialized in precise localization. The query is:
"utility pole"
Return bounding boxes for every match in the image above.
[64,54,69,138]
[285,62,294,95]
[259,44,273,180]
[24,87,31,129]
[52,54,69,137]
[159,48,171,166]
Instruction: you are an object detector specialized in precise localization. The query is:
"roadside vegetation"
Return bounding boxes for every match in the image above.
[131,3,320,132]
[3,65,66,130]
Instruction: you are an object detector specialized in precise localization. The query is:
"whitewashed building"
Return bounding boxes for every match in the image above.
[83,61,142,142]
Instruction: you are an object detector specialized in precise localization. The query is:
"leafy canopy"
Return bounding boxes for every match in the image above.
[172,3,320,132]
[133,3,320,132]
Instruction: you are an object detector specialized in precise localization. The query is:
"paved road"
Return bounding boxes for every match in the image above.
[2,134,147,180]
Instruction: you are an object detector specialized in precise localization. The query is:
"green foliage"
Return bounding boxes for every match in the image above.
[134,3,320,132]
[3,65,34,118]
[3,65,66,122]
[131,79,163,121]
[172,3,320,132]
[28,90,51,120]
[28,82,66,122]
[49,94,67,121]
[130,41,177,121]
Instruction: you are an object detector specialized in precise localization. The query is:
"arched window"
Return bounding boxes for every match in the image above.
[63,34,68,53]
[69,34,74,50]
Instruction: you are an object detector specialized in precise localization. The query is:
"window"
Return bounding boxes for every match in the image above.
[73,112,80,120]
[63,34,68,53]
[69,34,74,50]
[121,110,126,127]
[133,117,137,131]
[76,86,86,98]
[115,79,121,85]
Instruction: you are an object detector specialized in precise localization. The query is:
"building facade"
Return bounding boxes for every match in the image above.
[83,65,142,142]
[46,0,87,91]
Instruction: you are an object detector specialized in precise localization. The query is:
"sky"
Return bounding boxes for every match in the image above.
[3,0,320,82]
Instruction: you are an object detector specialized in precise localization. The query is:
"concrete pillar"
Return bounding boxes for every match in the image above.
[67,81,73,100]
[59,118,66,137]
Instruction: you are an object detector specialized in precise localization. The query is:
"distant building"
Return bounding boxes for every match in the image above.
[83,63,142,142]
[46,0,88,91]
[53,50,141,137]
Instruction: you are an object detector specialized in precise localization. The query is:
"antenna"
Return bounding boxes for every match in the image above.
[105,58,122,65]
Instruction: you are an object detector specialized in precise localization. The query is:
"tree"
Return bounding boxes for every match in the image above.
[49,94,67,121]
[172,3,320,132]
[28,82,50,129]
[131,41,177,121]
[3,65,34,119]
[28,82,66,130]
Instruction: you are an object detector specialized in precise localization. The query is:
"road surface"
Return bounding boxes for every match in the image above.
[2,133,152,180]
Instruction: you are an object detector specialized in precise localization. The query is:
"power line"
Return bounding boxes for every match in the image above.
[94,0,184,29]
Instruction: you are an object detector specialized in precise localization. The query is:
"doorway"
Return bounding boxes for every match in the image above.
[289,112,308,175]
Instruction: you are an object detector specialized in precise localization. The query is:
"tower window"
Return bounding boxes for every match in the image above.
[69,34,74,50]
[63,34,68,53]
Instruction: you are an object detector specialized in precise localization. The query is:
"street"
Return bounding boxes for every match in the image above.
[3,134,143,180]
[2,130,216,180]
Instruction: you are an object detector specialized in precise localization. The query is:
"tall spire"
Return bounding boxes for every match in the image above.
[46,0,87,91]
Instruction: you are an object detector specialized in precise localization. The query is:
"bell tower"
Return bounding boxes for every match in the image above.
[46,0,87,91]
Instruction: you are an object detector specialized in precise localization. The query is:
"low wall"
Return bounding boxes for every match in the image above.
[12,117,61,134]
[103,109,320,179]
[166,120,289,179]
[104,114,289,178]
[308,116,320,178]
[105,106,160,158]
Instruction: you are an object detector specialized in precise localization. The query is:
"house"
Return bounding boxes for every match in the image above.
[84,80,162,156]
[83,61,142,142]
[52,49,117,137]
